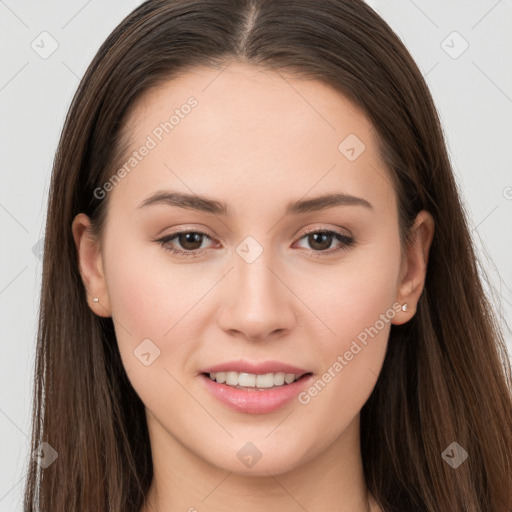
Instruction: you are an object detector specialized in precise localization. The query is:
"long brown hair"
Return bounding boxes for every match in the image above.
[24,1,512,511]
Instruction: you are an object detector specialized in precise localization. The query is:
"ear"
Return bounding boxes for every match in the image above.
[392,210,435,325]
[71,213,112,317]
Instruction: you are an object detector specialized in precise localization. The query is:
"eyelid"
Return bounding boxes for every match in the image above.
[158,224,214,237]
[156,224,355,257]
[158,223,352,244]
[296,223,353,239]
[154,226,217,258]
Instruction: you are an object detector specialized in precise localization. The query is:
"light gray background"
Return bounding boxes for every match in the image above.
[1,1,511,510]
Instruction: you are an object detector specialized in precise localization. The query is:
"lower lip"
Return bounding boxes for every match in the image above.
[200,373,314,414]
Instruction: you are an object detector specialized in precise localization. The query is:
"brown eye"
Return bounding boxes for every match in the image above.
[307,232,334,251]
[157,230,214,258]
[157,228,355,259]
[295,229,355,255]
[175,232,205,251]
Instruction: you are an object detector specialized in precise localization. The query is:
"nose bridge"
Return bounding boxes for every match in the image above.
[236,248,279,304]
[218,235,295,340]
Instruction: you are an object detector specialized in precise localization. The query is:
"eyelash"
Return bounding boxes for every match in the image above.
[156,227,356,259]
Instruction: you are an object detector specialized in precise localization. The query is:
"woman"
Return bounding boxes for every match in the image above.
[24,1,512,511]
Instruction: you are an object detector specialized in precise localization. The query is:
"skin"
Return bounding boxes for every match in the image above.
[72,61,434,512]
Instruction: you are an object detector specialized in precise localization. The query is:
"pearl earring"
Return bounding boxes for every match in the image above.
[93,297,99,303]
[401,303,408,312]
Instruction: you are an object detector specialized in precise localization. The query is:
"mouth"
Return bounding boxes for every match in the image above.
[202,371,312,390]
[199,370,314,414]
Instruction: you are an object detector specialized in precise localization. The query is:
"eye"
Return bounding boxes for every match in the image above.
[156,227,356,258]
[294,228,355,256]
[157,229,216,258]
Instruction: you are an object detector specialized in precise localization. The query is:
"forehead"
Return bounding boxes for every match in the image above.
[109,61,396,217]
[128,62,372,149]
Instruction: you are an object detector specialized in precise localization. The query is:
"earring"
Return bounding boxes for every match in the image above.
[93,297,99,303]
[401,303,408,312]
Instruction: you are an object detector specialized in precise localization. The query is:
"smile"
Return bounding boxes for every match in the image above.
[200,372,314,414]
[207,371,303,389]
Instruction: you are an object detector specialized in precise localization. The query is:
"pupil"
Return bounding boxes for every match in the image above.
[310,232,331,250]
[180,233,202,250]
[176,232,334,252]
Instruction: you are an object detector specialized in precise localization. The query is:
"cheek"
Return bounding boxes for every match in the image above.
[101,237,199,411]
[102,233,216,376]
[296,232,401,413]
[104,232,203,334]
[308,235,401,347]
[103,245,162,338]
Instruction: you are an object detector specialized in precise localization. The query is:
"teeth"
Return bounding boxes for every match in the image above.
[226,371,238,386]
[239,372,256,387]
[208,371,301,388]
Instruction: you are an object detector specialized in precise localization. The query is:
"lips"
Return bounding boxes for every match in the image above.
[200,359,310,377]
[200,372,314,414]
[198,359,314,414]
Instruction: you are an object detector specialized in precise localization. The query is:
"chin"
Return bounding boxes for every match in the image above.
[199,437,313,477]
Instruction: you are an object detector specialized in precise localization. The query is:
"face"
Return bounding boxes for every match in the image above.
[74,61,432,477]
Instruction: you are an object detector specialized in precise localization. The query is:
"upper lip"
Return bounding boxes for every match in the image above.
[201,359,311,378]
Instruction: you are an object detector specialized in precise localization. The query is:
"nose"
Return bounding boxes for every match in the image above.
[217,249,297,342]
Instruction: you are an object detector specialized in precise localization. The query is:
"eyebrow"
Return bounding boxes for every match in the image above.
[137,190,373,215]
